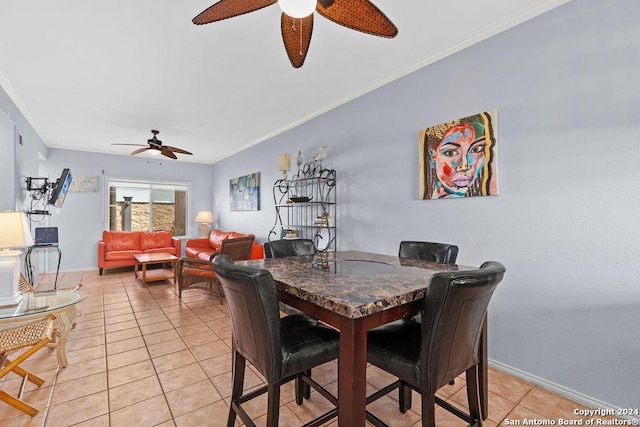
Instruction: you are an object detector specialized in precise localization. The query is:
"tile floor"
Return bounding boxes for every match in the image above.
[0,269,611,426]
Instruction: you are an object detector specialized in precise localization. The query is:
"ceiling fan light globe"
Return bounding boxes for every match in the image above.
[278,0,316,18]
[150,149,161,155]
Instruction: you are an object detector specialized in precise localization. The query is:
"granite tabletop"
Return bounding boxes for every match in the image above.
[238,250,476,319]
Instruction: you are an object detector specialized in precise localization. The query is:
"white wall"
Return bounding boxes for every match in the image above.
[211,0,640,409]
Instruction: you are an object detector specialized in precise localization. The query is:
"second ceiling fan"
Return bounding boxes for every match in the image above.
[112,130,193,159]
[192,0,398,68]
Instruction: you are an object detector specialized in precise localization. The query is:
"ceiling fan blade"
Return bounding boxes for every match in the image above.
[131,147,149,155]
[316,0,397,38]
[281,13,313,68]
[193,0,277,24]
[160,150,178,159]
[164,146,193,155]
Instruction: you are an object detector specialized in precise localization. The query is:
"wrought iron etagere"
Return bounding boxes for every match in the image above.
[269,161,336,253]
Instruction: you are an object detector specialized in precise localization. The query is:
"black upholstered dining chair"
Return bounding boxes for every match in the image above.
[264,238,316,258]
[212,254,340,427]
[398,241,459,265]
[365,261,506,427]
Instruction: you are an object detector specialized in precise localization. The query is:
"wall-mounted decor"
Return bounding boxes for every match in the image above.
[230,172,260,211]
[419,110,498,199]
[69,175,99,192]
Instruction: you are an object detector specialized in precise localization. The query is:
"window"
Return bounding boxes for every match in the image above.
[106,178,189,237]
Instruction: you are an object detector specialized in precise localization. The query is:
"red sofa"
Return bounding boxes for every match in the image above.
[185,229,263,261]
[98,230,182,275]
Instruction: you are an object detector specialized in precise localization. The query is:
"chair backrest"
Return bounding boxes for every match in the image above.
[19,273,36,293]
[398,241,459,265]
[219,236,256,261]
[212,254,283,383]
[264,239,316,258]
[420,261,505,393]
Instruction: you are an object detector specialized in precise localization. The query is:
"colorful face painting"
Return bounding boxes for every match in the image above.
[419,111,498,199]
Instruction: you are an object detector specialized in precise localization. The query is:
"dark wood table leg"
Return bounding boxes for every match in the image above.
[480,316,488,420]
[338,316,367,426]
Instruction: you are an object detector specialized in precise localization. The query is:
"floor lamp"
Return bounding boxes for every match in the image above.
[0,211,33,308]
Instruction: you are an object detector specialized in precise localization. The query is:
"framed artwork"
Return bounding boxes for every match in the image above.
[419,110,498,199]
[69,175,99,192]
[230,172,260,211]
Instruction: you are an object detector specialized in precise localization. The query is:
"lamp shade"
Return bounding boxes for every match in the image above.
[193,211,215,224]
[0,211,33,249]
[278,153,291,172]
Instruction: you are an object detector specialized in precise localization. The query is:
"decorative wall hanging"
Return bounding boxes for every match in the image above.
[69,175,99,192]
[419,110,498,199]
[230,172,260,211]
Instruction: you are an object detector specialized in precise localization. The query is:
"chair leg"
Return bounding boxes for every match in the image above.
[304,369,311,399]
[215,280,224,305]
[266,383,281,427]
[399,380,412,413]
[228,352,246,427]
[421,393,436,427]
[0,389,39,417]
[295,373,304,405]
[465,366,483,426]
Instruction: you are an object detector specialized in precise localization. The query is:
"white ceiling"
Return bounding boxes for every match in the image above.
[0,0,568,164]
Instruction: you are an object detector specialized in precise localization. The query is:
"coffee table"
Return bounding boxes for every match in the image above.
[133,253,178,286]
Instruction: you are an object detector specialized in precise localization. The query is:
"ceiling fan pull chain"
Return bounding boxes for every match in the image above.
[299,18,304,56]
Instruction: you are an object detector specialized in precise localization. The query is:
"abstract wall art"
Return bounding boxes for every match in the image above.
[230,172,260,211]
[419,110,498,199]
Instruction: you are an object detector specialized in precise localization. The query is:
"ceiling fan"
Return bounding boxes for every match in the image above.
[192,0,398,68]
[112,130,193,159]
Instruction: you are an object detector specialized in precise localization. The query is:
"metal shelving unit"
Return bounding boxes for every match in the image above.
[269,162,336,253]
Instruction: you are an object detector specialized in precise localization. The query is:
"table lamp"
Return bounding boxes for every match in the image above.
[278,153,291,181]
[0,211,33,307]
[194,211,215,238]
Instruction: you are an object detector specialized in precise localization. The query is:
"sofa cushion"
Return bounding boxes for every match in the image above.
[144,247,178,256]
[197,250,216,261]
[103,231,141,252]
[141,231,173,251]
[105,250,143,261]
[209,230,231,251]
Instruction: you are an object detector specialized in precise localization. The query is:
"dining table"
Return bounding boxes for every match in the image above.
[238,250,488,426]
[0,290,85,368]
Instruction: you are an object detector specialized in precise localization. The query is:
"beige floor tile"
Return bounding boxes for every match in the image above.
[189,339,231,361]
[106,335,146,356]
[46,391,110,426]
[106,347,150,370]
[108,375,164,411]
[173,400,230,427]
[142,328,181,346]
[165,379,223,417]
[199,352,233,378]
[105,327,141,344]
[152,349,197,374]
[109,395,173,426]
[157,362,209,392]
[51,372,107,405]
[147,337,188,358]
[520,387,589,420]
[107,359,157,388]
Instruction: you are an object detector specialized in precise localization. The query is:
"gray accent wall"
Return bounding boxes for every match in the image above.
[211,0,640,409]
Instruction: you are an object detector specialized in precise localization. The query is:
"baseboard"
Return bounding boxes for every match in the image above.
[490,359,640,423]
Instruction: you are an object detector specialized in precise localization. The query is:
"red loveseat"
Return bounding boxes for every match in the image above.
[98,230,182,275]
[185,229,263,261]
